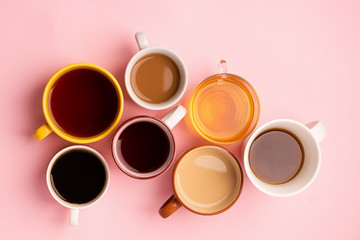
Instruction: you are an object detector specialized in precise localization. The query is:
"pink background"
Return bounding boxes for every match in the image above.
[1,0,359,239]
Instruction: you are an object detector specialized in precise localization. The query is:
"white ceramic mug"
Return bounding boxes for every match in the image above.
[46,145,110,226]
[125,32,188,110]
[243,119,326,197]
[112,105,186,179]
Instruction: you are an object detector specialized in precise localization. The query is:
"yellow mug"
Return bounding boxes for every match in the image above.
[33,63,124,143]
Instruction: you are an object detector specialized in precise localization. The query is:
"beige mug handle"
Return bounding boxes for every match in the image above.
[158,195,182,218]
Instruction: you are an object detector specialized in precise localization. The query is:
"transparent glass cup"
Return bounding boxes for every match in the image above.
[189,60,260,144]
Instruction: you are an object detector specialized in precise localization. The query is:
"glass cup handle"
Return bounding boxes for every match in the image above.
[217,59,228,74]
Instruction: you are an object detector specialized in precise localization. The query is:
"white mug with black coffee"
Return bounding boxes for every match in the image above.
[46,146,110,225]
[243,119,326,197]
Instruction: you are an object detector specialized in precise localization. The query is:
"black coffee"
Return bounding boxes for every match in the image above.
[49,68,119,138]
[50,150,106,204]
[249,129,304,184]
[117,121,171,173]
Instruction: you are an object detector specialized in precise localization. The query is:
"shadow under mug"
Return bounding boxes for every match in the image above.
[112,105,186,179]
[159,145,243,218]
[46,145,110,226]
[125,32,188,110]
[33,63,124,143]
[243,119,326,197]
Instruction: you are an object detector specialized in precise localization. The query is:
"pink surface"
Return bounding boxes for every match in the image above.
[1,0,359,239]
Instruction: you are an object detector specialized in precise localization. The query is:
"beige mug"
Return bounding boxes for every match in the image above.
[159,145,243,218]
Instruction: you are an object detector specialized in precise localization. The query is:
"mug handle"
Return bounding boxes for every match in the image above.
[33,123,52,141]
[161,105,187,129]
[159,195,182,218]
[306,121,326,143]
[135,32,149,50]
[70,208,79,226]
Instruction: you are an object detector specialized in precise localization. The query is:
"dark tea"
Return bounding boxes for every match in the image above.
[50,150,107,204]
[116,120,171,173]
[49,68,119,137]
[249,129,304,184]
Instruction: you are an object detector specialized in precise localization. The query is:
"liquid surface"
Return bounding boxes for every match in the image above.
[49,68,119,137]
[174,147,241,213]
[50,150,106,204]
[117,121,171,173]
[191,76,255,143]
[249,130,304,184]
[131,53,180,104]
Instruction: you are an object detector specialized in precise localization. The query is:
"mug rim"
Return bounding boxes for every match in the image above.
[112,115,176,179]
[243,119,322,197]
[124,46,188,110]
[46,145,110,210]
[172,145,244,215]
[189,73,260,144]
[42,63,124,144]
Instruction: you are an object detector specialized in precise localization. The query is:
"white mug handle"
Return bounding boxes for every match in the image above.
[135,32,149,50]
[306,121,326,143]
[70,208,79,226]
[161,105,187,129]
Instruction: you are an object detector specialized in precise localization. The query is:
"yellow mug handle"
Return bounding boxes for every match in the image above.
[33,124,53,141]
